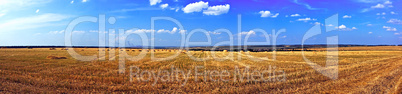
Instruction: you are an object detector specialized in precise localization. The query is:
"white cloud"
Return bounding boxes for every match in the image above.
[70,0,74,4]
[387,19,402,24]
[72,30,85,34]
[314,22,321,25]
[326,24,334,26]
[363,1,393,12]
[82,0,87,3]
[383,26,397,31]
[0,13,71,32]
[391,11,397,15]
[259,11,279,18]
[394,32,400,35]
[203,4,230,15]
[149,0,162,6]
[369,32,372,34]
[179,29,186,34]
[343,15,351,18]
[35,9,39,13]
[160,3,168,9]
[238,30,256,35]
[290,14,300,17]
[208,31,221,35]
[384,1,392,4]
[125,27,185,34]
[296,18,316,22]
[171,27,177,33]
[338,25,346,29]
[367,24,373,26]
[49,30,65,34]
[182,1,208,13]
[336,25,357,31]
[371,4,385,8]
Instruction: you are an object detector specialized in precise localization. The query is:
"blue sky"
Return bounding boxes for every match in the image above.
[0,0,401,46]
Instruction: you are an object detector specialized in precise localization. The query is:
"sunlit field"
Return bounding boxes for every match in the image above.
[0,46,401,93]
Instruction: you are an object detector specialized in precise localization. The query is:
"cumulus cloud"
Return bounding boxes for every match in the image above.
[335,25,357,31]
[362,1,393,12]
[182,1,230,16]
[338,25,346,29]
[371,1,392,8]
[203,4,230,15]
[290,14,301,17]
[70,0,74,4]
[376,12,387,15]
[387,19,402,24]
[369,32,373,34]
[343,15,351,18]
[160,3,168,9]
[391,11,397,15]
[82,0,87,3]
[296,18,316,22]
[149,0,162,6]
[35,9,39,13]
[371,4,385,8]
[383,26,397,31]
[259,11,279,18]
[182,1,209,13]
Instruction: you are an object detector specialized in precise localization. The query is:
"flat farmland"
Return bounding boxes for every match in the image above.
[0,46,401,93]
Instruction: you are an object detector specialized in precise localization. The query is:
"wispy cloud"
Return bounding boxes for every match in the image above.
[0,13,72,32]
[296,18,316,22]
[292,0,326,10]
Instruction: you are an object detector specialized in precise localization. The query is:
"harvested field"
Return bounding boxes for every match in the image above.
[0,46,401,93]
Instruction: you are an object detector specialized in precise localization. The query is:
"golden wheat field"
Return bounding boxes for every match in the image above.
[0,46,401,93]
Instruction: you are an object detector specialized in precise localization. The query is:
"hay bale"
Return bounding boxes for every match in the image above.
[81,49,84,51]
[223,50,228,52]
[49,48,56,50]
[46,55,67,59]
[168,50,171,52]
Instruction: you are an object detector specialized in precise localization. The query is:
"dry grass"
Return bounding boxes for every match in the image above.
[46,55,67,59]
[0,46,401,93]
